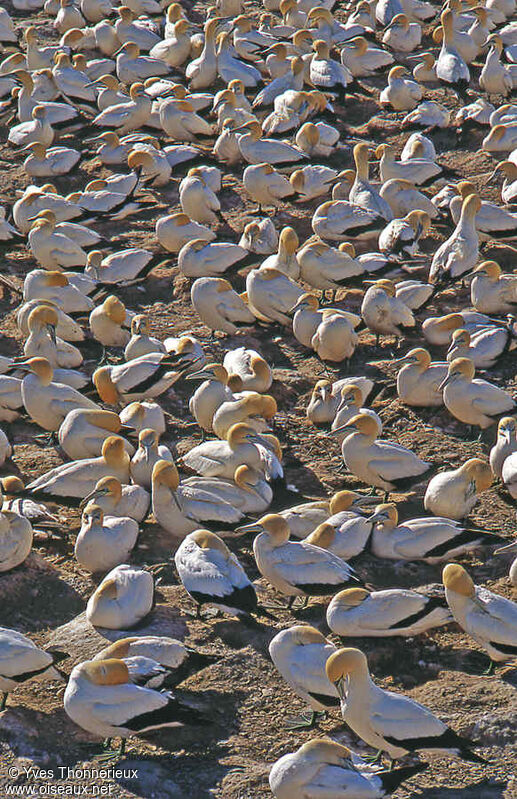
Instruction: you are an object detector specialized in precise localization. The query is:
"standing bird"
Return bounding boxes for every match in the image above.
[242,164,294,212]
[326,648,487,764]
[430,195,480,285]
[443,564,517,667]
[174,529,259,619]
[64,658,207,757]
[439,357,516,430]
[336,414,433,495]
[269,625,340,727]
[237,513,362,605]
[361,280,415,346]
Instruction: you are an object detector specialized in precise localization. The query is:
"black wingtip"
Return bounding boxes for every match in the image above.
[379,762,428,792]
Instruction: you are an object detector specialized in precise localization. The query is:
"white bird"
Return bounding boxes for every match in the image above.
[93,350,194,405]
[21,142,80,177]
[470,260,517,314]
[361,279,415,345]
[424,458,493,520]
[246,267,303,326]
[191,277,255,335]
[336,414,433,494]
[327,586,453,637]
[369,502,505,563]
[81,475,150,523]
[157,212,215,253]
[64,658,206,756]
[223,348,272,393]
[58,408,135,461]
[26,436,130,501]
[430,195,481,284]
[175,529,260,618]
[325,648,486,763]
[238,513,362,601]
[243,164,294,212]
[130,428,173,489]
[443,563,517,664]
[76,503,139,573]
[269,625,339,725]
[86,564,153,628]
[152,459,244,537]
[0,627,65,711]
[490,417,517,478]
[270,739,427,799]
[0,488,33,573]
[396,348,448,407]
[440,357,516,429]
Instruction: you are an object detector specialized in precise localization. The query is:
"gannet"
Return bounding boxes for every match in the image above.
[246,267,303,326]
[269,739,427,799]
[115,41,171,84]
[212,392,277,439]
[490,162,517,205]
[443,564,517,664]
[0,486,33,572]
[279,490,372,540]
[328,585,453,637]
[156,212,215,253]
[252,57,305,108]
[58,408,134,460]
[379,66,422,111]
[436,9,470,90]
[86,564,153,629]
[269,625,339,725]
[326,648,486,762]
[76,503,139,573]
[243,164,295,214]
[64,658,207,756]
[440,357,516,429]
[0,374,23,423]
[17,299,84,343]
[380,179,438,221]
[480,34,512,96]
[175,529,259,618]
[178,168,221,225]
[24,305,82,369]
[187,364,240,433]
[149,19,192,67]
[191,277,255,335]
[13,357,99,431]
[361,279,415,345]
[223,348,272,393]
[178,239,251,279]
[424,458,492,520]
[336,414,433,494]
[239,219,278,254]
[152,459,244,537]
[186,18,218,89]
[185,465,272,515]
[312,200,384,242]
[89,296,131,348]
[490,417,517,478]
[341,36,394,76]
[26,436,130,500]
[378,211,430,258]
[290,165,338,201]
[422,311,492,347]
[306,377,374,426]
[304,507,376,559]
[0,627,65,711]
[469,261,517,315]
[370,502,505,562]
[181,422,264,480]
[124,315,165,361]
[430,195,480,284]
[396,348,448,407]
[23,270,94,314]
[93,636,218,685]
[120,401,165,438]
[235,120,307,165]
[93,350,193,405]
[81,476,149,523]
[376,143,442,186]
[447,325,516,370]
[14,185,83,233]
[482,124,517,153]
[21,141,80,177]
[331,384,381,443]
[27,213,90,272]
[130,428,173,488]
[239,514,362,601]
[297,239,362,293]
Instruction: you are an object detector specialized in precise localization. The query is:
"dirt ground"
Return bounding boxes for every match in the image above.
[0,0,516,797]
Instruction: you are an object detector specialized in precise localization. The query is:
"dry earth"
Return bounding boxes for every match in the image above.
[0,0,516,797]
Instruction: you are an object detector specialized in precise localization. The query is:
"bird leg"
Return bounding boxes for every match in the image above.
[285,709,326,730]
[96,738,126,761]
[482,659,497,676]
[35,431,58,447]
[363,749,383,764]
[0,692,7,711]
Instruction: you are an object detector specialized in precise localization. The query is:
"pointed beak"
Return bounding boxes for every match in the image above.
[79,488,103,509]
[47,323,57,345]
[352,495,379,507]
[368,511,388,524]
[494,539,517,555]
[185,370,214,381]
[330,422,356,436]
[438,373,452,391]
[334,677,346,700]
[234,521,264,535]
